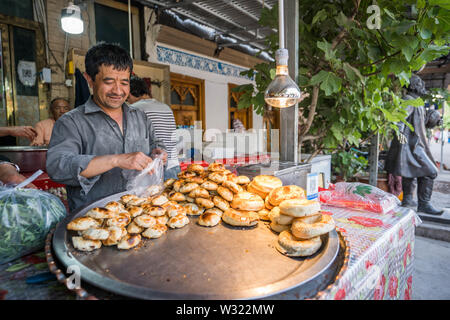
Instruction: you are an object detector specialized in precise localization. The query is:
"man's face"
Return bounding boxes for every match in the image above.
[126,93,140,105]
[51,99,71,120]
[86,65,130,110]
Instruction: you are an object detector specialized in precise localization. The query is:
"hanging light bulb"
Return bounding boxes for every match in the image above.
[61,2,84,35]
[264,0,301,108]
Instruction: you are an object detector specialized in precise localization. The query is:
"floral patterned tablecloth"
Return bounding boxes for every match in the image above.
[0,205,418,300]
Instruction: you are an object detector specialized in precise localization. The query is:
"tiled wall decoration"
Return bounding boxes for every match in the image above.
[157,45,254,80]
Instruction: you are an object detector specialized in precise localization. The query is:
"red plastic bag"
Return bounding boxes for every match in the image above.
[319,182,400,214]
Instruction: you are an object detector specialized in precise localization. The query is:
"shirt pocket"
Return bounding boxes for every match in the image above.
[127,136,150,155]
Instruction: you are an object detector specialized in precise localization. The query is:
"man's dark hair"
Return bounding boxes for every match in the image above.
[130,76,150,98]
[85,42,133,81]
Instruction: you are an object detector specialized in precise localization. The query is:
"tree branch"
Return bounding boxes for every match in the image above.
[299,86,320,137]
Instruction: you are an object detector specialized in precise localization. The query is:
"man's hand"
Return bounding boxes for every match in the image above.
[151,148,168,165]
[115,152,153,171]
[2,126,38,141]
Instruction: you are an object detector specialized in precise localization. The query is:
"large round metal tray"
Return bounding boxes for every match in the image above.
[52,191,340,300]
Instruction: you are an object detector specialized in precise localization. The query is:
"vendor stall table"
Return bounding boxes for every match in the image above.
[0,205,418,300]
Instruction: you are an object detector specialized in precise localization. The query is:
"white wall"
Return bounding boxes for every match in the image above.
[155,42,263,132]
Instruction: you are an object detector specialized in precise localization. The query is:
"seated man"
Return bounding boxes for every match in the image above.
[31,97,71,146]
[128,76,180,180]
[46,43,167,212]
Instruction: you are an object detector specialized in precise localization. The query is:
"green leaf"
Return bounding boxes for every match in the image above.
[317,40,335,61]
[401,97,424,107]
[429,0,450,10]
[402,46,415,62]
[419,27,432,39]
[6,262,30,272]
[312,9,327,25]
[343,63,364,84]
[310,71,342,96]
[269,68,276,80]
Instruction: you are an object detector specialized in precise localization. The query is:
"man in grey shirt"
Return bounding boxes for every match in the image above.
[46,43,167,212]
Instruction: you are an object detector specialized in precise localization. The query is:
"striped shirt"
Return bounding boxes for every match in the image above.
[131,99,179,169]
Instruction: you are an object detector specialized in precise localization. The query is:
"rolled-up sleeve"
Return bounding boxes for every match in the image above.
[46,116,101,196]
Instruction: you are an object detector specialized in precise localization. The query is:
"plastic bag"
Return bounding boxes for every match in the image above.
[319,182,400,214]
[0,183,67,264]
[126,157,164,197]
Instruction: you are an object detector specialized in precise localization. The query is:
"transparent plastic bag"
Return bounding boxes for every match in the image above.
[319,182,401,214]
[126,157,164,197]
[0,179,67,264]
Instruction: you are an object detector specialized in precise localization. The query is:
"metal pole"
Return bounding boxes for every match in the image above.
[368,132,379,186]
[440,101,445,172]
[279,0,299,162]
[128,0,133,59]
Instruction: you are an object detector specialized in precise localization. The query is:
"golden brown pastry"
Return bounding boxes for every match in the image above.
[133,214,157,228]
[183,203,205,216]
[231,191,264,211]
[213,195,230,212]
[155,215,169,225]
[106,212,132,228]
[167,214,190,228]
[163,178,176,189]
[173,179,185,192]
[269,221,291,233]
[217,186,234,202]
[126,196,148,207]
[265,196,274,210]
[222,181,243,194]
[235,175,251,185]
[120,194,138,205]
[222,208,259,227]
[168,191,186,202]
[276,231,322,257]
[79,227,110,240]
[188,187,210,199]
[117,234,141,250]
[178,170,197,179]
[248,175,283,198]
[142,224,168,239]
[257,208,271,221]
[269,206,294,225]
[208,172,227,184]
[102,226,127,246]
[187,163,205,174]
[67,217,101,231]
[104,201,127,213]
[185,176,205,184]
[151,195,169,206]
[267,185,306,206]
[127,206,144,218]
[72,236,102,252]
[127,221,144,234]
[204,207,223,217]
[179,182,199,194]
[201,180,219,191]
[195,197,215,209]
[208,162,226,172]
[166,203,187,217]
[85,207,115,219]
[278,198,321,217]
[198,211,221,227]
[291,214,335,239]
[246,183,268,199]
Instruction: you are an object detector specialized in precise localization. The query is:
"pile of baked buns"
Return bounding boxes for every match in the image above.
[67,162,335,258]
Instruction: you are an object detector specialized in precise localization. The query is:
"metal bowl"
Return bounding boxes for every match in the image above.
[0,146,48,173]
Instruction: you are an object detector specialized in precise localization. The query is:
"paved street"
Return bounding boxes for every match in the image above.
[429,138,450,169]
[413,236,450,300]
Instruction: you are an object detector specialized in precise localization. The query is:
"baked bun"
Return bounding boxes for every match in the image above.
[268,185,306,206]
[126,196,147,207]
[102,226,127,246]
[208,172,227,184]
[183,203,205,216]
[198,211,221,227]
[127,206,144,218]
[173,180,185,192]
[185,196,195,203]
[163,178,176,189]
[204,207,223,217]
[155,215,169,225]
[85,207,115,219]
[133,214,157,228]
[167,214,190,228]
[208,162,226,172]
[235,175,251,185]
[127,221,144,234]
[142,224,168,239]
[222,181,243,194]
[80,227,110,240]
[257,208,271,221]
[187,163,205,174]
[276,231,322,257]
[178,171,196,179]
[120,194,138,205]
[222,208,259,227]
[249,175,283,197]
[265,196,274,210]
[166,203,187,217]
[152,195,169,206]
[269,206,294,225]
[72,236,101,252]
[213,195,230,211]
[188,187,210,199]
[117,234,141,250]
[270,221,291,233]
[201,180,219,191]
[278,199,321,217]
[291,214,335,239]
[195,197,215,209]
[185,176,205,184]
[180,182,199,194]
[217,186,234,202]
[168,191,186,202]
[106,212,132,228]
[146,206,166,217]
[231,192,264,211]
[105,201,127,213]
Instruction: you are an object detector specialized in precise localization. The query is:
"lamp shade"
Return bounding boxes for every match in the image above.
[264,49,302,108]
[61,3,84,34]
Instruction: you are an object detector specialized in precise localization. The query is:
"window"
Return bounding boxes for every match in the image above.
[170,73,205,129]
[0,0,33,21]
[228,83,252,130]
[94,0,140,59]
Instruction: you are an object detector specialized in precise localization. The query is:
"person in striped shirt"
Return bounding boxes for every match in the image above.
[128,77,181,180]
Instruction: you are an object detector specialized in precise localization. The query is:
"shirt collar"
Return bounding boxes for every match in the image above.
[84,96,134,114]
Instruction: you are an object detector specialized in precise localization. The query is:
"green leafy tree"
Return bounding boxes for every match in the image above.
[234,0,449,176]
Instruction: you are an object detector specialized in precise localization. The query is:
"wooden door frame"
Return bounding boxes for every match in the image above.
[228,83,253,130]
[170,72,205,130]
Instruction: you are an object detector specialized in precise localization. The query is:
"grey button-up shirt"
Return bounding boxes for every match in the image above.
[46,97,166,213]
